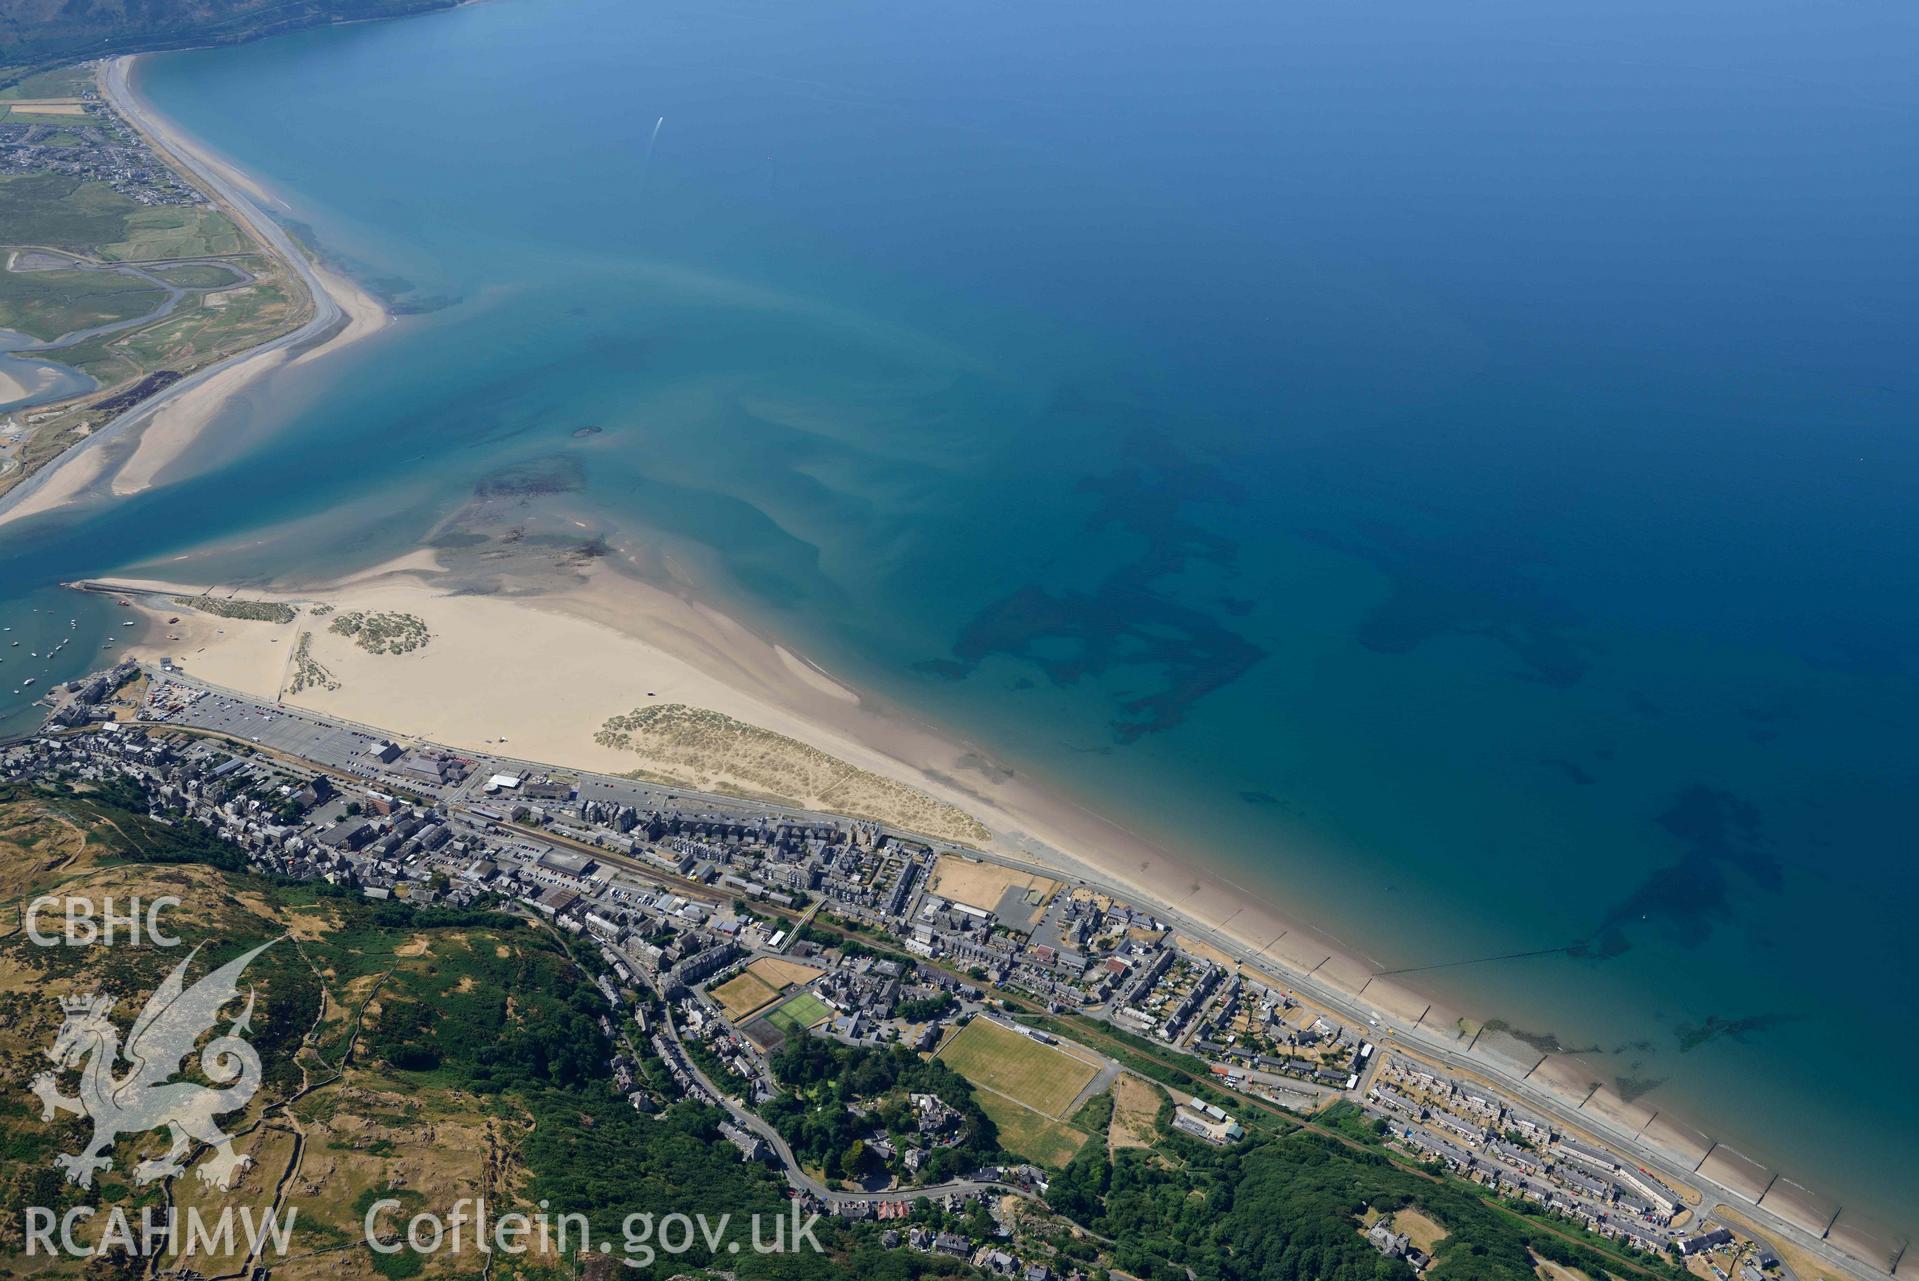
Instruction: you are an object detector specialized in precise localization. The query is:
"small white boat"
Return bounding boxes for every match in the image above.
[22,678,34,687]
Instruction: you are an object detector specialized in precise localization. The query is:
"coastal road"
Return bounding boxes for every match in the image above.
[0,57,349,525]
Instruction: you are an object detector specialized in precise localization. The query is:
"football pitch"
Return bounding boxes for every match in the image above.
[936,1018,1099,1118]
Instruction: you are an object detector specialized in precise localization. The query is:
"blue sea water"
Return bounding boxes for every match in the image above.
[0,0,1914,1234]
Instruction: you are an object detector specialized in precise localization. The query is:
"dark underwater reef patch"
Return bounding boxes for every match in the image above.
[1675,1012,1797,1054]
[1478,1018,1601,1057]
[922,462,1266,743]
[1297,518,1589,689]
[1614,1075,1667,1103]
[473,454,586,499]
[1571,784,1783,958]
[1543,756,1597,785]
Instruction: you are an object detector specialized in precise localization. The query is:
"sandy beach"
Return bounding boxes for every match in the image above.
[107,349,290,496]
[292,260,388,363]
[1,439,110,525]
[88,544,1446,1068]
[94,553,1375,977]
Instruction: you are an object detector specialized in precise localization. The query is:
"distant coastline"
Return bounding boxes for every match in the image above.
[0,0,463,80]
[0,55,388,530]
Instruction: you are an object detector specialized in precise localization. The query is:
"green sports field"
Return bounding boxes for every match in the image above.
[935,1018,1099,1118]
[766,992,832,1035]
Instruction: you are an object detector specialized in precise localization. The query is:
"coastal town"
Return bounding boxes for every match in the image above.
[4,660,1894,1281]
[0,70,199,206]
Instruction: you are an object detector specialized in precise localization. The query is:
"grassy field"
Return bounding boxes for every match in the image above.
[0,173,240,263]
[100,204,246,260]
[935,1018,1108,1168]
[0,172,143,251]
[21,125,89,146]
[1391,1207,1451,1254]
[0,263,166,340]
[711,969,781,1019]
[766,991,832,1035]
[0,66,91,99]
[974,1090,1088,1167]
[712,956,826,1020]
[1108,1072,1166,1150]
[108,278,293,372]
[746,955,824,987]
[936,1018,1100,1117]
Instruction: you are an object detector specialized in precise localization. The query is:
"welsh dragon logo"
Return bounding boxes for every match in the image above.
[30,939,280,1191]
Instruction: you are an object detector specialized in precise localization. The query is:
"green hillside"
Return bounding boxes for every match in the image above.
[0,0,459,74]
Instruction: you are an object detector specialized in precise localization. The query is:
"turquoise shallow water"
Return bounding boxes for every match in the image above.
[0,0,1914,1235]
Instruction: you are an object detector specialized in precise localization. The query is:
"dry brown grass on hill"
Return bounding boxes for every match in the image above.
[0,793,542,1280]
[1108,1073,1165,1152]
[0,797,93,900]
